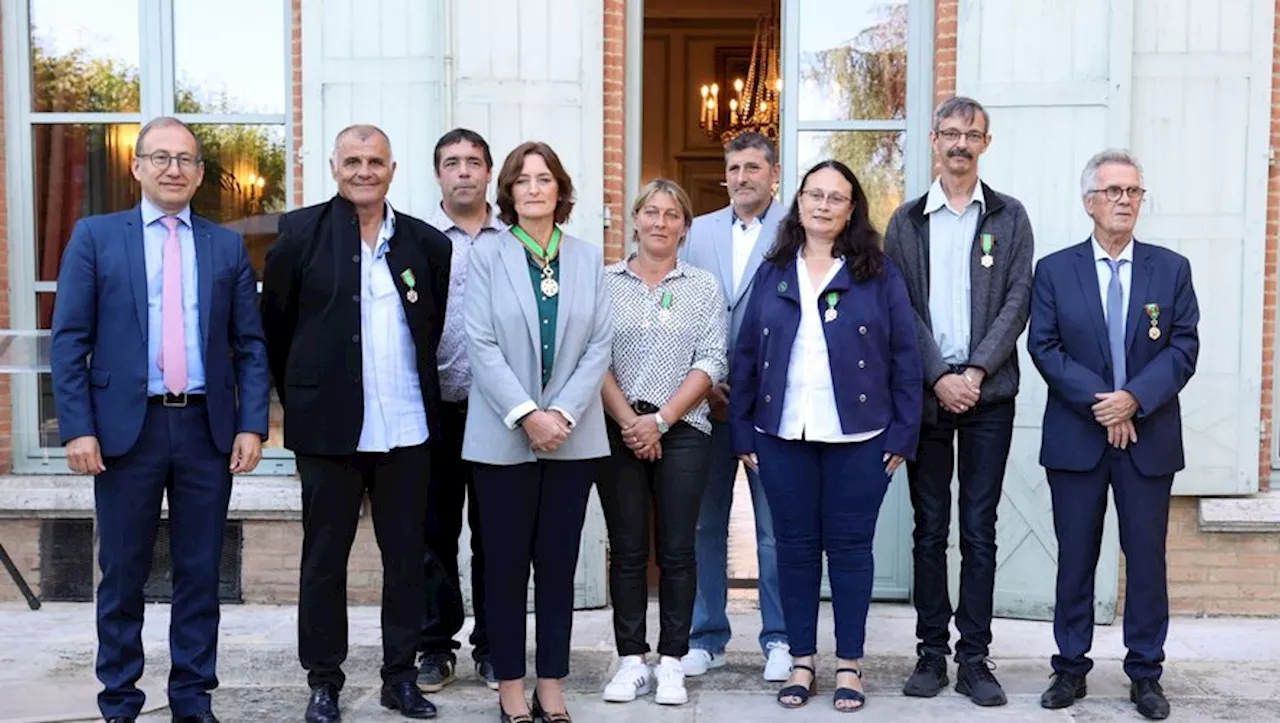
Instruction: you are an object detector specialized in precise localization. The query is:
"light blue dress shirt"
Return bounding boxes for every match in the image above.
[357,203,430,452]
[925,177,985,365]
[141,197,205,395]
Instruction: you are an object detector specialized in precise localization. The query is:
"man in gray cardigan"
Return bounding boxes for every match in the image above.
[883,96,1033,708]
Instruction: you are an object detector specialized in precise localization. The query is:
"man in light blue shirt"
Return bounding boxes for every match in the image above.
[141,198,205,395]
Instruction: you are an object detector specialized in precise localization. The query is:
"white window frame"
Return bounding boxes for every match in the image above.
[3,0,295,474]
[779,0,935,204]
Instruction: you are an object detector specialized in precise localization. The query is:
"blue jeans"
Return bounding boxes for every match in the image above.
[688,421,787,655]
[756,431,892,660]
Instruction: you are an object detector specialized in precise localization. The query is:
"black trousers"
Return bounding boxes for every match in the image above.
[906,400,1015,663]
[1049,450,1173,681]
[473,458,596,681]
[297,442,430,688]
[420,401,488,661]
[599,420,711,659]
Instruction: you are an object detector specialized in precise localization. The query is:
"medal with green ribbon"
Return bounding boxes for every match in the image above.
[512,225,562,297]
[824,291,840,323]
[980,233,995,268]
[1145,303,1161,340]
[658,290,673,323]
[400,268,419,303]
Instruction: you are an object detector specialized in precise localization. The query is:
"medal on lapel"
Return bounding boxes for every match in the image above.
[512,225,562,298]
[1145,303,1161,340]
[980,233,995,268]
[658,290,673,323]
[401,268,419,303]
[824,291,840,323]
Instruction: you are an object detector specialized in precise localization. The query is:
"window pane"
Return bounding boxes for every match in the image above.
[798,0,907,122]
[189,125,287,276]
[797,130,906,235]
[34,292,58,447]
[34,123,142,282]
[30,0,140,112]
[174,1,286,114]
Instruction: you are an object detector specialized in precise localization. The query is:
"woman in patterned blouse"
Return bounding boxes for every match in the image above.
[597,178,729,707]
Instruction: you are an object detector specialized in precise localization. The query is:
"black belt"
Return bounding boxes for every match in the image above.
[148,393,206,407]
[630,400,660,415]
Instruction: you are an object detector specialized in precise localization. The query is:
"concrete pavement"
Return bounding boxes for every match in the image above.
[3,599,1279,721]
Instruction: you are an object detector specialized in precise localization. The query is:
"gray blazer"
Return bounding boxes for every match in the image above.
[462,230,614,465]
[883,182,1034,426]
[680,201,782,350]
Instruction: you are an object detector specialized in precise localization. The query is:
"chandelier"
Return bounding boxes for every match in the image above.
[698,14,781,144]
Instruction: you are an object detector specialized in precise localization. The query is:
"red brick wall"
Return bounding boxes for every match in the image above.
[1260,0,1280,492]
[292,0,304,209]
[934,0,958,103]
[603,0,626,264]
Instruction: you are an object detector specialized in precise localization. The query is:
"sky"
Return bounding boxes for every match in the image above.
[797,0,905,121]
[33,0,286,115]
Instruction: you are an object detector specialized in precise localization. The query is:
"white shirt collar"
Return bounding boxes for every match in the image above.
[370,201,397,257]
[1091,235,1135,265]
[140,196,193,228]
[924,177,985,216]
[426,201,504,234]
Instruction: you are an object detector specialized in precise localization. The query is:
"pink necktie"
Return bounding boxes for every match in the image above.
[158,216,187,395]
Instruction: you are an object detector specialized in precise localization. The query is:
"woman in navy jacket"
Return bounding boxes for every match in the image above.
[730,160,922,712]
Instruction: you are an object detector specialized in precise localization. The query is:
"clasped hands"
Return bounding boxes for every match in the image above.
[523,409,575,453]
[1093,390,1140,449]
[620,414,664,461]
[934,367,984,414]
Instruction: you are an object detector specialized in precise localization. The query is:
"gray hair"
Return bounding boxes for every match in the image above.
[1080,149,1143,198]
[933,96,990,134]
[724,131,777,166]
[136,116,203,159]
[330,124,394,165]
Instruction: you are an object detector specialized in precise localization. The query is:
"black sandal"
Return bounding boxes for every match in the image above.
[499,703,533,723]
[776,663,816,709]
[833,667,866,712]
[531,691,572,722]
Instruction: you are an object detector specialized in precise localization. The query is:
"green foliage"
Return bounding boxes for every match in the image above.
[800,3,909,232]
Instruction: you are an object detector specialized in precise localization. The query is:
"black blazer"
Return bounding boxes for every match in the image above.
[261,194,452,455]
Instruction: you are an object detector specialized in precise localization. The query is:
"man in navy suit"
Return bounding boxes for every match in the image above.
[51,116,270,723]
[1028,150,1199,721]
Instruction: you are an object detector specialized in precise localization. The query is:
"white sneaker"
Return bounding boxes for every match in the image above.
[602,655,652,703]
[680,648,726,677]
[763,641,793,682]
[654,656,688,705]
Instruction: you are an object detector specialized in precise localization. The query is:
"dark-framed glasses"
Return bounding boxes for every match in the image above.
[137,151,201,170]
[1090,185,1146,202]
[936,129,987,144]
[800,188,851,207]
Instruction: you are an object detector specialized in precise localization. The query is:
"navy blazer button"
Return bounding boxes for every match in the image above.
[858,360,866,369]
[352,254,360,263]
[858,325,867,335]
[763,327,770,336]
[764,394,772,403]
[763,361,770,369]
[352,294,359,302]
[859,393,867,403]
[352,334,360,343]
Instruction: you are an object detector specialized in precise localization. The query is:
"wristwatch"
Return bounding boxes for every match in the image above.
[654,412,670,436]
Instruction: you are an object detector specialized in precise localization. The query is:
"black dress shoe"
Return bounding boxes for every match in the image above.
[305,683,341,723]
[1131,678,1171,720]
[381,681,437,719]
[955,658,1007,706]
[531,691,572,722]
[1040,671,1087,709]
[172,713,219,723]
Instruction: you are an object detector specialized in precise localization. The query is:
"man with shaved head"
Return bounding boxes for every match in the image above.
[262,124,453,721]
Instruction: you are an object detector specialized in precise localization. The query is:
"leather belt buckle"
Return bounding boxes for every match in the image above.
[162,392,188,408]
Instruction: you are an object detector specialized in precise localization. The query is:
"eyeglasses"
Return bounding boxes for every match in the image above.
[936,129,987,144]
[1088,186,1146,202]
[800,189,851,207]
[137,151,202,171]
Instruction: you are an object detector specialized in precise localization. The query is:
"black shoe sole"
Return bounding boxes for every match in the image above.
[416,674,455,694]
[902,674,949,698]
[955,677,1008,707]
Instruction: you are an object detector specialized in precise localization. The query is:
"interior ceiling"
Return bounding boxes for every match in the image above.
[643,0,776,20]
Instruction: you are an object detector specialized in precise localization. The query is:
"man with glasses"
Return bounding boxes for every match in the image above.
[883,96,1034,707]
[1029,150,1198,721]
[51,116,270,723]
[416,128,506,692]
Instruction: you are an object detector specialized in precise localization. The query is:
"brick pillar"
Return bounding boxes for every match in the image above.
[1258,0,1280,491]
[603,0,627,264]
[0,9,14,474]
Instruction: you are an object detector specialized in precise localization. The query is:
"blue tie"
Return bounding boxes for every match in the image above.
[1106,258,1127,390]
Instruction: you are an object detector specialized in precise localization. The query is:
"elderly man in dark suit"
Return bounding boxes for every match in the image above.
[52,116,270,723]
[883,96,1034,707]
[261,124,452,722]
[1029,149,1198,721]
